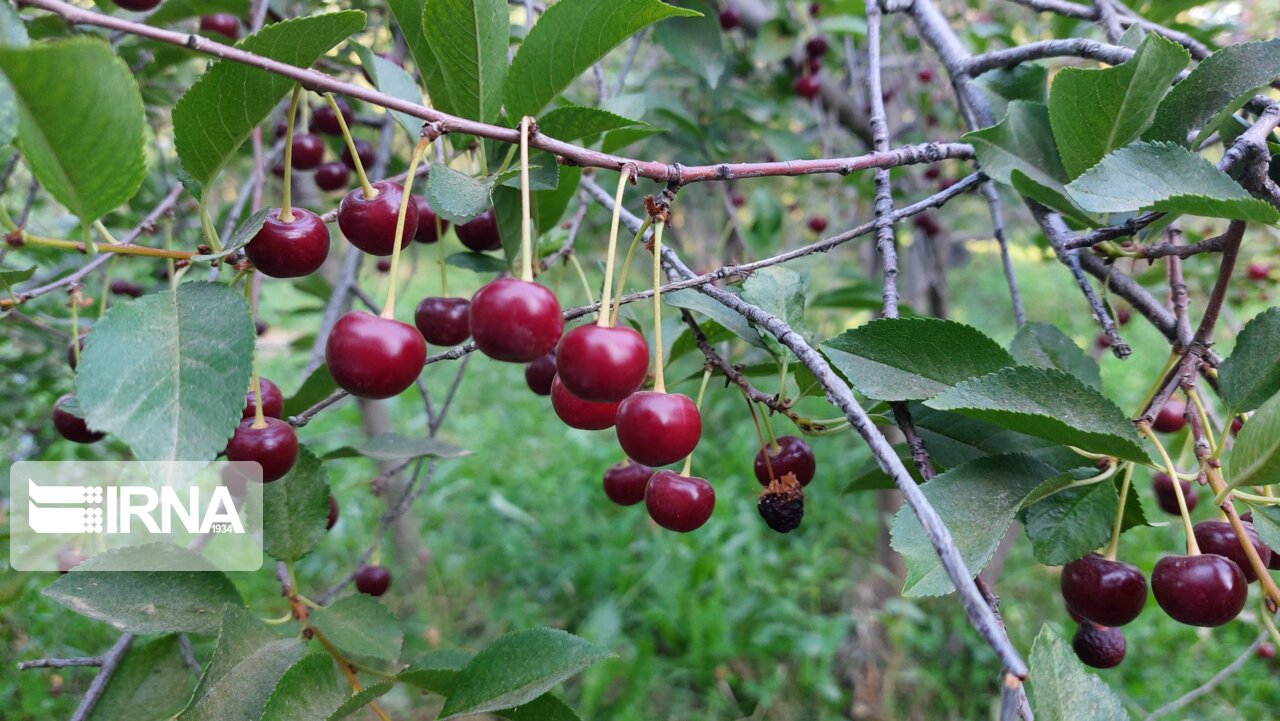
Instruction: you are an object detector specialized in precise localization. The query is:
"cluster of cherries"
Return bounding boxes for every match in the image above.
[717,3,828,100]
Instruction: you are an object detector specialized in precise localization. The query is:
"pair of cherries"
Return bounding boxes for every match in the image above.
[602,460,716,533]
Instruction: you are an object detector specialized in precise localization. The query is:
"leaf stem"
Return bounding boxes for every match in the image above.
[651,219,666,394]
[597,166,631,326]
[328,92,375,200]
[199,198,224,253]
[519,117,534,283]
[280,84,303,222]
[382,139,428,318]
[1103,462,1134,560]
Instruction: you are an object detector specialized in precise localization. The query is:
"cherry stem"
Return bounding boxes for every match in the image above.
[279,84,302,223]
[743,390,777,482]
[1144,424,1200,554]
[1262,601,1280,647]
[244,271,267,429]
[610,218,652,326]
[651,220,666,394]
[17,233,194,260]
[382,139,428,319]
[1186,388,1219,457]
[597,166,631,327]
[69,288,82,368]
[436,215,447,296]
[93,220,119,245]
[1103,462,1134,560]
[1134,350,1179,417]
[566,252,597,306]
[679,368,713,477]
[95,257,115,318]
[519,116,534,283]
[327,92,376,200]
[760,403,779,453]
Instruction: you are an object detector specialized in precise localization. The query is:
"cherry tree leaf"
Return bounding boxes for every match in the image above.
[1009,321,1101,390]
[387,0,452,114]
[258,446,331,563]
[1147,39,1280,147]
[1218,306,1280,413]
[177,607,305,721]
[1226,391,1280,492]
[1022,481,1118,566]
[260,654,347,721]
[1028,626,1128,721]
[352,43,425,138]
[308,595,404,663]
[87,636,193,721]
[421,0,508,124]
[964,101,1085,222]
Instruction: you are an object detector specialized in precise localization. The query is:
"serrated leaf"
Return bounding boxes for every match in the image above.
[821,318,1016,402]
[1147,40,1280,147]
[326,682,394,721]
[1010,169,1099,227]
[438,628,610,720]
[538,106,646,143]
[323,432,470,462]
[43,544,242,635]
[261,653,347,721]
[1010,321,1101,390]
[447,251,508,273]
[1065,140,1280,222]
[0,38,145,222]
[664,288,765,349]
[891,455,1074,596]
[505,0,699,119]
[1219,307,1280,413]
[1028,626,1128,721]
[908,404,1083,472]
[260,446,330,562]
[1226,391,1280,491]
[1023,481,1118,565]
[76,282,253,462]
[924,366,1147,462]
[1049,33,1189,178]
[975,63,1048,120]
[146,0,250,26]
[421,0,507,124]
[87,636,193,721]
[387,0,452,115]
[309,595,404,663]
[178,607,305,721]
[656,0,724,88]
[353,44,425,138]
[741,267,808,360]
[399,649,472,693]
[282,365,338,417]
[173,11,366,189]
[193,207,270,261]
[425,165,493,224]
[964,101,1075,208]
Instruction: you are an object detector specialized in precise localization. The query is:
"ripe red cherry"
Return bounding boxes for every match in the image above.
[1060,553,1147,627]
[311,99,352,136]
[314,162,351,192]
[109,279,144,298]
[918,68,935,83]
[199,13,239,40]
[112,0,161,10]
[1193,520,1271,583]
[1260,643,1277,659]
[525,353,557,395]
[754,435,816,486]
[245,208,330,278]
[469,278,564,362]
[327,495,339,530]
[341,139,376,171]
[807,216,828,233]
[243,377,284,420]
[375,259,391,273]
[793,74,822,99]
[550,376,620,430]
[325,311,426,399]
[1248,262,1270,281]
[413,197,450,243]
[615,391,702,467]
[602,460,654,506]
[337,181,418,256]
[1152,398,1187,433]
[290,134,325,170]
[1152,554,1247,626]
[225,418,298,483]
[731,193,746,208]
[52,395,105,444]
[414,297,471,346]
[1152,472,1197,515]
[555,325,649,402]
[456,209,502,252]
[805,36,829,59]
[645,470,715,532]
[717,7,741,29]
[355,564,392,596]
[1072,621,1126,669]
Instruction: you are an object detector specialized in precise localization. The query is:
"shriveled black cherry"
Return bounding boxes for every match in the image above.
[414,297,471,347]
[1151,554,1247,627]
[645,470,715,532]
[245,208,330,278]
[754,435,816,486]
[1072,621,1126,669]
[326,311,426,399]
[225,418,298,483]
[1060,553,1147,627]
[355,564,392,596]
[602,460,654,506]
[337,181,418,256]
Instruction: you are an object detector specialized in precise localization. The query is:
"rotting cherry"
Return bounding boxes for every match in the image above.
[413,197,450,243]
[314,162,351,192]
[1152,398,1187,433]
[327,495,339,530]
[337,181,418,256]
[414,296,471,347]
[555,325,649,402]
[243,377,284,420]
[525,353,557,396]
[342,138,377,171]
[1072,621,1126,669]
[793,74,822,100]
[469,277,564,362]
[456,209,502,252]
[615,391,702,467]
[311,99,352,136]
[1060,553,1147,627]
[551,376,620,430]
[326,311,426,399]
[52,395,105,444]
[1193,520,1271,583]
[754,435,816,486]
[245,208,330,278]
[355,564,392,596]
[1152,472,1197,515]
[1151,553,1248,627]
[603,460,654,506]
[199,13,239,40]
[289,133,325,170]
[225,418,298,483]
[645,470,715,532]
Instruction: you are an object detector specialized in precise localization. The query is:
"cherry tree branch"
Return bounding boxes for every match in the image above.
[17,656,103,670]
[69,633,134,721]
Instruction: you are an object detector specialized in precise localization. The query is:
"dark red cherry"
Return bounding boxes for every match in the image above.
[413,197,450,243]
[1060,553,1147,627]
[355,564,392,596]
[1231,416,1244,435]
[602,460,654,506]
[245,208,330,278]
[1116,307,1131,325]
[525,353,557,395]
[1072,621,1126,669]
[341,139,376,171]
[645,470,715,532]
[555,325,649,402]
[337,181,418,256]
[754,435,816,486]
[199,13,239,40]
[1260,643,1277,659]
[52,395,104,444]
[325,311,426,399]
[469,278,564,362]
[290,133,325,170]
[793,74,822,99]
[1152,472,1197,515]
[314,162,351,192]
[456,209,502,252]
[1152,398,1187,433]
[805,36,829,59]
[112,0,161,10]
[550,375,620,430]
[327,495,339,530]
[807,216,828,233]
[717,7,741,29]
[68,334,87,370]
[311,99,352,136]
[109,279,144,298]
[615,391,702,467]
[917,68,935,83]
[1193,520,1271,583]
[1248,262,1271,281]
[243,377,284,420]
[731,193,746,208]
[225,418,298,483]
[375,259,391,273]
[1151,554,1247,627]
[414,297,471,346]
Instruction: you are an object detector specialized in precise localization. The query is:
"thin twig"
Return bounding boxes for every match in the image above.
[17,656,103,670]
[69,633,134,721]
[1145,631,1268,719]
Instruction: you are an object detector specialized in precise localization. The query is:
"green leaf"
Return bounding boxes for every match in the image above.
[325,682,394,721]
[1226,391,1280,491]
[821,318,1016,402]
[282,365,338,417]
[387,0,453,115]
[0,0,30,48]
[1249,506,1280,555]
[260,446,330,563]
[1065,140,1280,222]
[323,432,470,462]
[664,288,765,349]
[261,654,347,721]
[308,595,404,663]
[43,544,242,635]
[538,106,646,143]
[1023,481,1118,565]
[0,38,145,222]
[1028,626,1128,721]
[1147,40,1280,147]
[907,404,1083,472]
[924,366,1148,462]
[1049,33,1189,178]
[173,11,366,190]
[447,251,508,274]
[421,0,508,124]
[76,282,253,462]
[891,455,1079,596]
[192,207,270,262]
[1009,321,1102,390]
[1010,169,1099,227]
[426,165,493,224]
[437,628,612,720]
[1218,307,1280,413]
[0,75,15,148]
[146,0,250,26]
[741,267,808,360]
[178,607,306,721]
[353,44,425,138]
[87,636,193,721]
[505,0,699,119]
[655,0,724,88]
[975,63,1048,118]
[0,264,35,286]
[399,649,472,693]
